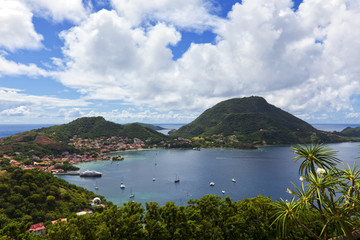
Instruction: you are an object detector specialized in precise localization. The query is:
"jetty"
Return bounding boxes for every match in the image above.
[53,171,80,176]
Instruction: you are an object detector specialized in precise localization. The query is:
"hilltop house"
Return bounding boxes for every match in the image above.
[27,222,46,235]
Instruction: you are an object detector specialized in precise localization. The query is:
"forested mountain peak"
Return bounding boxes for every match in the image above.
[172,96,351,145]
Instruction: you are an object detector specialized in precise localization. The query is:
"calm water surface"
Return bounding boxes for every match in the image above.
[1,123,359,205]
[58,142,360,206]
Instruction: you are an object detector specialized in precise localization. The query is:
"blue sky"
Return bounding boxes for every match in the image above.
[1,0,360,124]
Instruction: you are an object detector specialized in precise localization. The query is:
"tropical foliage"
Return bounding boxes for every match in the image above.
[272,143,360,239]
[0,167,108,239]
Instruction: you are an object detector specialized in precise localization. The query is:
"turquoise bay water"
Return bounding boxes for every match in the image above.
[58,143,360,206]
[0,123,359,206]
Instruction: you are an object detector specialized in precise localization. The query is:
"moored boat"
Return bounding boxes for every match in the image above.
[174,175,180,183]
[209,182,215,186]
[80,170,102,177]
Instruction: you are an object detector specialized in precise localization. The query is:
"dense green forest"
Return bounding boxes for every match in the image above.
[172,97,357,145]
[35,117,166,142]
[0,167,108,239]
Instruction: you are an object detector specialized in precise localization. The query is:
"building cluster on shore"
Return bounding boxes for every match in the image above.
[0,134,246,173]
[68,135,146,153]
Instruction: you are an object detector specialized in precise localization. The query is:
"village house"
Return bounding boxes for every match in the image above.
[51,218,67,224]
[27,222,46,235]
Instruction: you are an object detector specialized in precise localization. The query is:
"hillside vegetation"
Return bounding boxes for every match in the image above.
[339,126,360,137]
[36,117,166,142]
[0,117,166,157]
[0,167,108,238]
[172,96,356,145]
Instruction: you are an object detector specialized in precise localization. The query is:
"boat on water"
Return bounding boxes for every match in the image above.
[80,170,102,177]
[112,155,124,161]
[129,188,135,198]
[222,190,226,194]
[152,177,156,181]
[174,175,180,183]
[232,178,236,183]
[120,182,126,189]
[95,186,99,190]
[209,182,215,186]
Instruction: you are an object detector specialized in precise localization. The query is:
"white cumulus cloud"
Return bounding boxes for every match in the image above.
[21,0,91,23]
[110,0,220,29]
[0,106,30,116]
[0,54,49,77]
[50,0,360,119]
[0,0,43,51]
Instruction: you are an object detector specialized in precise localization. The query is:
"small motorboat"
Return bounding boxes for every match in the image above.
[222,190,226,194]
[232,178,236,183]
[152,177,156,181]
[209,182,215,186]
[120,182,126,189]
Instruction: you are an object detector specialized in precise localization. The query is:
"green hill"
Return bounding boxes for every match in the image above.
[36,116,166,142]
[339,126,360,137]
[172,96,355,145]
[0,117,166,157]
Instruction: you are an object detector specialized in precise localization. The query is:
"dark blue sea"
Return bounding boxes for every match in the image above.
[0,124,53,138]
[1,123,360,206]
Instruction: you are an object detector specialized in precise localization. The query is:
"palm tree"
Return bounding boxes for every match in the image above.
[292,143,340,177]
[272,143,360,240]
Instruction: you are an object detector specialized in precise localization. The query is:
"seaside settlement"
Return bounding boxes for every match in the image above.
[0,134,246,172]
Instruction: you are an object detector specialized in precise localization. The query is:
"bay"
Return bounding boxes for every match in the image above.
[1,123,359,206]
[58,142,360,206]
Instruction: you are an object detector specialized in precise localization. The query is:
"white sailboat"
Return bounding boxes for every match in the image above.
[129,188,135,198]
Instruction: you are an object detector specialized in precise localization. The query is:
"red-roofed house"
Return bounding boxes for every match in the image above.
[51,218,67,224]
[27,222,46,235]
